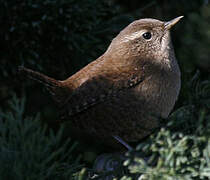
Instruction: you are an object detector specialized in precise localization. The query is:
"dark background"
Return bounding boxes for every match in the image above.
[0,0,210,173]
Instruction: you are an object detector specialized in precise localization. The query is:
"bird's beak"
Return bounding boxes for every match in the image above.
[164,16,184,30]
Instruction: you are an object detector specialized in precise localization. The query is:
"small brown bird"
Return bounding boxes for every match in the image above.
[19,16,183,149]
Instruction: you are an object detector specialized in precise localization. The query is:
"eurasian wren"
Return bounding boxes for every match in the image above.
[19,16,183,149]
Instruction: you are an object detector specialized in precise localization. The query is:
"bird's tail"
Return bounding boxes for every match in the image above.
[18,66,67,105]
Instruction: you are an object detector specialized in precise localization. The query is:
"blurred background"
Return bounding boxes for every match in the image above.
[0,0,210,179]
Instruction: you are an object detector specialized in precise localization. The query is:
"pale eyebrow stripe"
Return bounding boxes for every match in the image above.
[121,30,146,42]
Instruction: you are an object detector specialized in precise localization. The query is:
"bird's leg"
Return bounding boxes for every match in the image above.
[113,135,133,151]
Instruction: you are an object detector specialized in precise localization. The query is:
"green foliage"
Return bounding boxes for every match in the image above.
[0,95,81,180]
[123,128,210,180]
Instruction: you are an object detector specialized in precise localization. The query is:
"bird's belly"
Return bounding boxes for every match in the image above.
[135,74,181,118]
[70,89,159,144]
[69,75,180,146]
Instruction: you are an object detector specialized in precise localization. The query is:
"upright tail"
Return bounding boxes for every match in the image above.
[18,66,67,105]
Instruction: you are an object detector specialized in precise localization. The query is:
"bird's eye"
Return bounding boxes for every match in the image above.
[142,32,152,40]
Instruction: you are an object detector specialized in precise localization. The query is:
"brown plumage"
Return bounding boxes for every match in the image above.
[19,17,183,149]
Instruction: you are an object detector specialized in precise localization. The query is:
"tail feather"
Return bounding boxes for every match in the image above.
[18,66,66,105]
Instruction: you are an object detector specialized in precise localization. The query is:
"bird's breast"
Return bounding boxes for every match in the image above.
[134,70,181,118]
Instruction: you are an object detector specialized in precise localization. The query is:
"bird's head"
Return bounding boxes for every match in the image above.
[106,16,183,64]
